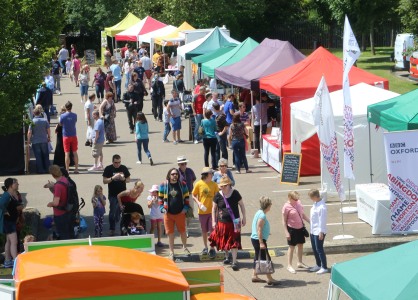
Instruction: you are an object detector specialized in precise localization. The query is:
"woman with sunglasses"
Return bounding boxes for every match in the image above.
[212,158,235,186]
[209,176,246,271]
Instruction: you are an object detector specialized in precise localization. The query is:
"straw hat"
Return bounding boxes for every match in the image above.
[201,167,213,175]
[219,177,232,186]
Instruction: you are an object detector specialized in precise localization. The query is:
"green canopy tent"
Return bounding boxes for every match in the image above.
[367,88,418,131]
[328,240,418,300]
[192,44,237,66]
[201,37,259,78]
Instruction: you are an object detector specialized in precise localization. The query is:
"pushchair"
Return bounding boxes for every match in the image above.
[120,202,146,236]
[73,198,87,238]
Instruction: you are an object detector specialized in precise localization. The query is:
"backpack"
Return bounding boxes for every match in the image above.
[56,179,79,213]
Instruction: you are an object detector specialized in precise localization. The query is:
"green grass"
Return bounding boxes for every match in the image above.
[303,47,418,95]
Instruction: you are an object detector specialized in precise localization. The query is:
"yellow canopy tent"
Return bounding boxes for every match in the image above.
[104,12,141,37]
[154,21,195,46]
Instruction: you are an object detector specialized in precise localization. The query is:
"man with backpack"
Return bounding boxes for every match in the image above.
[52,56,62,95]
[46,165,73,240]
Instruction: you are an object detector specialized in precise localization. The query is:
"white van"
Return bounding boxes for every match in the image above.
[394,33,414,70]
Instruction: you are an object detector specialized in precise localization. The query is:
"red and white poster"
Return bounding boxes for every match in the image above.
[384,130,418,233]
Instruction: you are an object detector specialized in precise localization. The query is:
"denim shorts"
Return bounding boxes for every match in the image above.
[171,116,182,131]
[80,85,89,96]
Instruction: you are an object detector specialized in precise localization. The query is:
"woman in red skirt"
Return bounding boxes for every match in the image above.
[209,177,246,271]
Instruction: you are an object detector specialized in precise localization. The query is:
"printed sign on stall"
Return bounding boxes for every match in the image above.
[384,130,418,233]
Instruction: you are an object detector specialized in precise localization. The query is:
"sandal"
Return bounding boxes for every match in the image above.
[287,266,296,274]
[252,277,267,283]
[267,279,281,286]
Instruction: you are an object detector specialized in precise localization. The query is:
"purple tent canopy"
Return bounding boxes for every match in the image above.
[215,38,305,90]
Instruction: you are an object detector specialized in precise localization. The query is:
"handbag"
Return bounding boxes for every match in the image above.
[221,192,241,233]
[255,249,275,275]
[198,124,204,136]
[295,209,310,238]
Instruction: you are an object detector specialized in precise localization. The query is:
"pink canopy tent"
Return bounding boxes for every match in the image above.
[115,16,167,42]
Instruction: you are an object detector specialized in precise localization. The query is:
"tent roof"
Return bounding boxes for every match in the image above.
[154,21,195,46]
[331,240,418,300]
[137,25,177,43]
[292,83,399,123]
[177,27,239,60]
[215,38,305,89]
[15,246,189,297]
[201,37,259,78]
[192,45,237,65]
[115,16,166,42]
[104,12,141,37]
[368,88,418,131]
[259,46,389,99]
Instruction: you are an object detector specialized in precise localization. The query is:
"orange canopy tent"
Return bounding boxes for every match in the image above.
[259,47,389,176]
[153,21,195,46]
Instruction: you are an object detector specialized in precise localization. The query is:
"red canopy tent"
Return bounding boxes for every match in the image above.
[115,16,167,42]
[259,47,389,176]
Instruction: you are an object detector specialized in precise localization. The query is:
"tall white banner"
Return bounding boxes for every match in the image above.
[313,76,345,200]
[343,15,360,180]
[384,130,418,233]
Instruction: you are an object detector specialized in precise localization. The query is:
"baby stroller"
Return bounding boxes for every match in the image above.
[73,198,87,238]
[120,202,146,236]
[182,91,193,119]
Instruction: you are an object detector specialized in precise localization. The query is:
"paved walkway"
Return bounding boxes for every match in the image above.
[13,67,413,299]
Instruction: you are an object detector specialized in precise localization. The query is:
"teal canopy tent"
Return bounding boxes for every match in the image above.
[192,45,236,66]
[328,240,418,300]
[201,37,259,78]
[367,88,418,131]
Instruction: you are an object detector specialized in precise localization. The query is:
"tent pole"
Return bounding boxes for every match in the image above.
[368,121,373,182]
[250,90,255,153]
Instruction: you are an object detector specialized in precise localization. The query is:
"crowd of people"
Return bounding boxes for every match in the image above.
[11,43,330,287]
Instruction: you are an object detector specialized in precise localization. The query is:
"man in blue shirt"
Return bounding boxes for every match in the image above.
[59,101,79,174]
[89,110,105,171]
[110,59,122,102]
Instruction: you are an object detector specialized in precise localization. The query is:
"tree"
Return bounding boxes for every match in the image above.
[319,0,399,54]
[0,0,64,134]
[399,0,418,33]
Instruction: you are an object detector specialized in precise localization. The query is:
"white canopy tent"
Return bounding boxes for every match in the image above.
[290,83,399,194]
[137,25,177,56]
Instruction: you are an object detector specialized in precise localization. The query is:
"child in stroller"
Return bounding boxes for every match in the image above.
[121,202,146,235]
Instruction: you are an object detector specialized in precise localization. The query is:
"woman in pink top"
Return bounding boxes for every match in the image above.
[72,54,81,87]
[282,191,310,274]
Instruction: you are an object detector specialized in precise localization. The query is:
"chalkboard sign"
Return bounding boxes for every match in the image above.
[280,153,302,185]
[84,49,96,65]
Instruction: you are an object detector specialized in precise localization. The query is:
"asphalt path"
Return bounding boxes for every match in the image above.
[11,68,387,299]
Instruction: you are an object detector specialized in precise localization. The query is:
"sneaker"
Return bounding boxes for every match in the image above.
[173,141,178,145]
[136,161,142,164]
[231,263,239,271]
[287,266,297,274]
[316,268,329,274]
[309,265,321,272]
[130,129,134,134]
[183,248,191,256]
[156,242,164,247]
[223,258,231,265]
[149,158,154,166]
[168,252,175,261]
[88,165,98,171]
[297,262,310,269]
[178,140,184,143]
[96,165,104,170]
[194,140,199,144]
[3,259,13,268]
[208,248,216,259]
[201,248,208,255]
[163,139,170,143]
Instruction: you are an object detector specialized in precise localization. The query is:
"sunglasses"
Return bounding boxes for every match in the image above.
[170,173,179,176]
[113,161,121,164]
[220,165,227,167]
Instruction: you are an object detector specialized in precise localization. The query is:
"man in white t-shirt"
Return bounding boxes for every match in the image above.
[58,45,69,74]
[140,51,152,90]
[84,94,95,146]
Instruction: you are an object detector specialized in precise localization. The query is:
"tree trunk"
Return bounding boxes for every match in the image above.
[370,28,375,55]
[361,33,367,52]
[390,28,394,48]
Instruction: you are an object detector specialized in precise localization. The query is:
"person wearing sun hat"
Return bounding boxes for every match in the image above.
[177,155,196,237]
[209,176,246,271]
[147,184,164,247]
[192,167,219,258]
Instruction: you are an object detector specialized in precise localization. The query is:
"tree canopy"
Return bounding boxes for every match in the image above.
[0,0,64,134]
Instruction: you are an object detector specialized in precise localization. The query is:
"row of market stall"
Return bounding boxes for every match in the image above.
[101,13,418,193]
